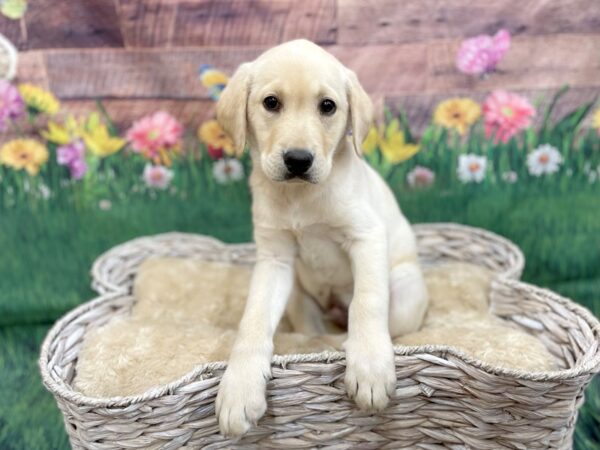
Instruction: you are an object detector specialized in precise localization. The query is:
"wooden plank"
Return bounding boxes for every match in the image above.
[338,0,600,45]
[171,0,336,47]
[0,16,26,50]
[426,34,600,94]
[17,34,600,101]
[117,0,178,47]
[386,87,600,136]
[60,98,217,131]
[330,44,428,95]
[41,47,264,100]
[15,51,49,88]
[24,0,124,49]
[280,0,337,43]
[31,45,423,100]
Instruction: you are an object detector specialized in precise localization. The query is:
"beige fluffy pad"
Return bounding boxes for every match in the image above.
[74,259,555,397]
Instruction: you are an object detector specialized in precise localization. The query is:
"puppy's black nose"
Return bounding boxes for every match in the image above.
[283,149,313,176]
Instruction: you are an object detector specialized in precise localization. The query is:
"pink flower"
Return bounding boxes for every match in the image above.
[0,80,25,131]
[126,111,183,159]
[407,166,435,188]
[56,140,87,180]
[483,90,535,143]
[143,164,174,190]
[456,29,510,76]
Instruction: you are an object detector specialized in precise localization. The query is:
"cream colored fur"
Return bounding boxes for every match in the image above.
[74,259,555,399]
[215,39,428,437]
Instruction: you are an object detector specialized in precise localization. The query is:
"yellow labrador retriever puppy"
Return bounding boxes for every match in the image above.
[215,39,428,437]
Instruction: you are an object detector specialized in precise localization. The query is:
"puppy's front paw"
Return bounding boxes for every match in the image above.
[215,362,269,438]
[344,335,396,411]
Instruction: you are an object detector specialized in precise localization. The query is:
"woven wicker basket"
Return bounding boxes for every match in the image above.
[40,223,600,449]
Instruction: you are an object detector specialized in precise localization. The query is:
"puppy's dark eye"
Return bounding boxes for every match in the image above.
[263,96,281,112]
[319,99,336,115]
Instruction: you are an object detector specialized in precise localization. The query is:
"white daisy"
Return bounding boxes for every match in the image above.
[406,166,435,188]
[213,158,244,184]
[527,144,562,177]
[457,154,487,183]
[99,199,112,211]
[143,164,174,190]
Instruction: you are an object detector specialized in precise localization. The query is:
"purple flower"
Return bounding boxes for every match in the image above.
[0,80,25,131]
[456,29,511,76]
[57,140,85,165]
[69,158,87,180]
[57,140,87,180]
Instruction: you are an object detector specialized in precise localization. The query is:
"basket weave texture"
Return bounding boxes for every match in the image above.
[40,223,600,449]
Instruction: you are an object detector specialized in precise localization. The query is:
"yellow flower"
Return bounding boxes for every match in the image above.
[198,119,234,156]
[380,119,420,164]
[18,83,60,116]
[0,138,48,175]
[41,112,124,158]
[593,108,600,131]
[362,126,379,155]
[42,120,71,145]
[74,114,124,157]
[81,121,126,157]
[1,0,27,20]
[433,98,481,135]
[42,113,123,157]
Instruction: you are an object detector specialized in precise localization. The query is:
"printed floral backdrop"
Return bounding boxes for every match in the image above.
[0,1,599,449]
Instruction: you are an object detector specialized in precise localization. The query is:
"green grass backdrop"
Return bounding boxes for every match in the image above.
[1,87,599,449]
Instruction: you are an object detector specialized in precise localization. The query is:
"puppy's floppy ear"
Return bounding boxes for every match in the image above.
[346,69,373,156]
[217,63,252,157]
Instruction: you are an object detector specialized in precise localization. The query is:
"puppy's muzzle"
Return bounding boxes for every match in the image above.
[283,149,314,177]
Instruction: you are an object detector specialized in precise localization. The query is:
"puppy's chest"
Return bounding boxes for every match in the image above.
[294,225,350,280]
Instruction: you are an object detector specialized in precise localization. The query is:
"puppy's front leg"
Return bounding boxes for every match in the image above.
[344,226,396,411]
[216,230,295,437]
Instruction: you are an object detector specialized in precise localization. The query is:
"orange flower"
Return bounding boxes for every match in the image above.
[0,138,48,175]
[198,120,234,156]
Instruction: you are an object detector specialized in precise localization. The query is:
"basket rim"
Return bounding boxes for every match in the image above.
[90,222,526,294]
[39,277,600,409]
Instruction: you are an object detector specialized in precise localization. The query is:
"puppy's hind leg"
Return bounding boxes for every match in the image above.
[389,260,428,338]
[286,285,330,336]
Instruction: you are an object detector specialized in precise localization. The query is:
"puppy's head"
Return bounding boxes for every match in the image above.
[216,39,373,184]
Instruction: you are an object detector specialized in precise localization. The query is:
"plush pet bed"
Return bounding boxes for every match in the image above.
[74,259,555,397]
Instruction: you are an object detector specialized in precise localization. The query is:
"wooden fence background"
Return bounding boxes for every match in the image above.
[2,0,599,132]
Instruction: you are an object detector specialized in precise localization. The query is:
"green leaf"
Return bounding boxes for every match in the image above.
[540,85,569,140]
[421,125,435,147]
[95,99,119,136]
[555,97,598,136]
[525,127,537,150]
[397,110,414,143]
[383,106,393,123]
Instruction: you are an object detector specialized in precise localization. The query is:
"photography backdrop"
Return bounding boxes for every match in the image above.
[1,1,599,449]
